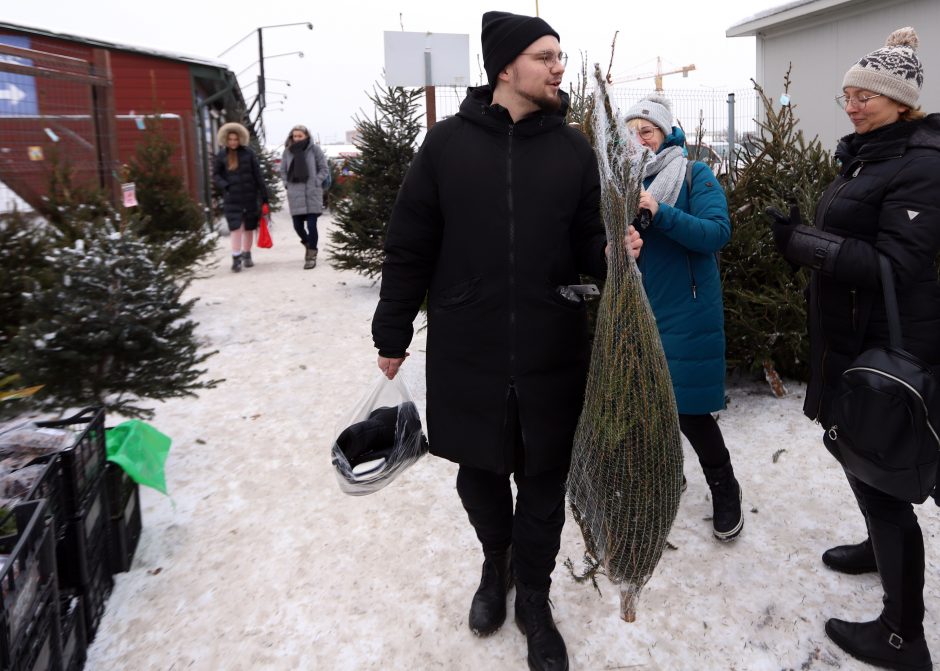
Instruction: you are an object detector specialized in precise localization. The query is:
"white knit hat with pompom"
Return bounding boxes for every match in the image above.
[623,94,674,136]
[842,27,923,107]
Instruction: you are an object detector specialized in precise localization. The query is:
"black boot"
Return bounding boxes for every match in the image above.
[825,617,932,671]
[702,461,743,542]
[468,550,512,636]
[242,250,254,268]
[231,253,242,273]
[822,538,877,575]
[515,582,568,671]
[825,516,931,670]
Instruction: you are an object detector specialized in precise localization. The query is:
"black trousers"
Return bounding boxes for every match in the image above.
[455,389,567,591]
[845,471,926,639]
[678,413,730,469]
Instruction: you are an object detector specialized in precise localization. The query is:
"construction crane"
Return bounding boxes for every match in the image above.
[610,57,696,92]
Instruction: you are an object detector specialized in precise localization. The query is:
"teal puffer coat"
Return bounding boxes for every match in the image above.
[637,137,731,414]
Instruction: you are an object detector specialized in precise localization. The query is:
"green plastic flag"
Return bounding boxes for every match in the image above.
[105,420,171,495]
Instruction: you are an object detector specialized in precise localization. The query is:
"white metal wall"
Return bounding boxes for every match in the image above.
[754,0,939,150]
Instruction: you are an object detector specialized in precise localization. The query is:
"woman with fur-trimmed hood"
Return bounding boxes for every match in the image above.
[280,124,329,269]
[213,121,269,273]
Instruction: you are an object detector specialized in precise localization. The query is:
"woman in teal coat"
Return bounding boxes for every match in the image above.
[625,95,743,541]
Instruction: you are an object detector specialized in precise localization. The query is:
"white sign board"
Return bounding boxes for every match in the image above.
[384,31,470,88]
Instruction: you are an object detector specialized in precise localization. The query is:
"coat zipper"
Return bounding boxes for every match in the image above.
[506,123,517,474]
[813,175,854,420]
[685,255,697,299]
[507,123,516,376]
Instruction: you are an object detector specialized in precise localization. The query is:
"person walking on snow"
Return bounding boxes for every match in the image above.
[280,124,329,269]
[213,121,268,273]
[372,11,641,671]
[623,95,743,542]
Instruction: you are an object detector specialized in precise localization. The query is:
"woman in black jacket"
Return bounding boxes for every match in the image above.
[769,27,939,671]
[213,122,269,272]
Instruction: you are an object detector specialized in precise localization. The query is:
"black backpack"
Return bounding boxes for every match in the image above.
[825,255,940,503]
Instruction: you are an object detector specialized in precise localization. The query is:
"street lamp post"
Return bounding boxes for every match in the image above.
[219,22,312,139]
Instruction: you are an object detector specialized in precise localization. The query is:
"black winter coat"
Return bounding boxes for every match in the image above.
[372,86,608,475]
[213,146,269,230]
[805,115,940,425]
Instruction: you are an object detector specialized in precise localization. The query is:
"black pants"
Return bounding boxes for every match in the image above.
[455,389,567,591]
[845,471,925,639]
[679,413,730,469]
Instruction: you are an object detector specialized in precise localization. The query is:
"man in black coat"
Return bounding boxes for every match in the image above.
[372,11,640,671]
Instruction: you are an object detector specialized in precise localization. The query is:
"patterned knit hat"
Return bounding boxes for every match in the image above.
[623,95,674,136]
[842,27,923,108]
[481,11,559,88]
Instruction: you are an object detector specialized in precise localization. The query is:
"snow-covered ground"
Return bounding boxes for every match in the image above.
[85,211,939,670]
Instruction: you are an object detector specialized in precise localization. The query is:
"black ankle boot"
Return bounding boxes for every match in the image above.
[702,461,743,541]
[468,550,512,636]
[231,253,242,273]
[825,617,932,671]
[822,538,877,574]
[514,582,568,671]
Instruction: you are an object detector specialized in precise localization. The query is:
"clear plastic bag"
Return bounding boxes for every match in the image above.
[331,374,429,496]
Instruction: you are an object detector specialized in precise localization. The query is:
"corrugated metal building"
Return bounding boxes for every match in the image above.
[728,0,938,149]
[0,22,248,211]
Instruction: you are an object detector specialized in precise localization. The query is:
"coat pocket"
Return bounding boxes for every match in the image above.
[437,277,481,310]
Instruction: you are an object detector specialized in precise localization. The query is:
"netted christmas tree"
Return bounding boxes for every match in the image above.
[5,178,220,419]
[126,117,217,279]
[328,83,424,278]
[566,65,683,623]
[721,69,839,383]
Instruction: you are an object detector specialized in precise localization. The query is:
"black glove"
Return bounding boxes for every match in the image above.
[631,208,653,230]
[766,205,802,256]
[765,205,844,274]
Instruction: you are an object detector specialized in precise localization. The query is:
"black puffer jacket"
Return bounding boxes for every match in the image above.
[213,146,268,229]
[805,114,940,425]
[372,86,607,475]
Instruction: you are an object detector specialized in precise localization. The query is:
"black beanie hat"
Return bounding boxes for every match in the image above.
[481,11,560,88]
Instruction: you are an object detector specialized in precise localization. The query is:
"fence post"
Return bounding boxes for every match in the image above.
[91,49,120,207]
[727,92,736,185]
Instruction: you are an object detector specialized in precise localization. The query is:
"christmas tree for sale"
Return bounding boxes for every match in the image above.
[7,205,220,419]
[329,83,424,278]
[250,137,284,214]
[721,69,838,385]
[126,117,217,279]
[0,211,58,355]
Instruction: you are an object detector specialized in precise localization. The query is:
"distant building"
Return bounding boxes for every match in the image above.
[344,130,360,145]
[727,0,939,149]
[0,21,249,212]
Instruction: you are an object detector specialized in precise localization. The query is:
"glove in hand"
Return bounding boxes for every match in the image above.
[766,204,803,255]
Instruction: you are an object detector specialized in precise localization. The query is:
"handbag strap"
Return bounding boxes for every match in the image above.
[877,254,903,349]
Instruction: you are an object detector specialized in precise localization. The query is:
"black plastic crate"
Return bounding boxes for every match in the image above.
[59,593,85,671]
[9,580,60,671]
[79,550,112,645]
[104,464,141,574]
[55,474,110,590]
[0,500,57,669]
[35,408,107,518]
[5,456,67,543]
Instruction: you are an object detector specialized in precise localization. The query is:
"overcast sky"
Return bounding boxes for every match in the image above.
[4,0,786,147]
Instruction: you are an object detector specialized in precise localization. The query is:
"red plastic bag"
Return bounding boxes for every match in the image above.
[258,212,273,249]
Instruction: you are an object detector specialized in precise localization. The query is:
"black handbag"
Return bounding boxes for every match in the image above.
[825,255,940,503]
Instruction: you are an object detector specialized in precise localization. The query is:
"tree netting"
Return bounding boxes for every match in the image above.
[566,65,684,622]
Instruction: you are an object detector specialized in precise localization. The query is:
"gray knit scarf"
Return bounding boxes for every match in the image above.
[642,145,687,207]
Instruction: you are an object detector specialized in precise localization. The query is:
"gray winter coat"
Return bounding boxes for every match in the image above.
[280,143,329,215]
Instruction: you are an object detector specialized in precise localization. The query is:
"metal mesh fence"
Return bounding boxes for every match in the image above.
[429,85,760,141]
[0,41,114,214]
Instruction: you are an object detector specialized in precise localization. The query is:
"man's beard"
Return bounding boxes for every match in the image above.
[520,87,561,113]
